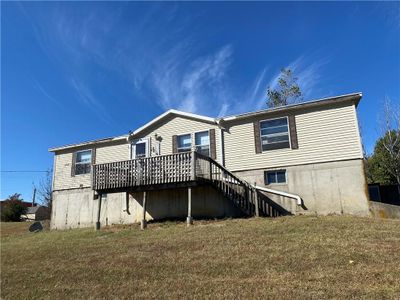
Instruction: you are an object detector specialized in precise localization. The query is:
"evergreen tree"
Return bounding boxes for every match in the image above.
[266,68,302,108]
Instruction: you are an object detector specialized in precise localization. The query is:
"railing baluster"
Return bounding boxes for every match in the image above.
[92,152,253,216]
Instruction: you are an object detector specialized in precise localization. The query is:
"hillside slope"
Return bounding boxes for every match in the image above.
[1,216,400,299]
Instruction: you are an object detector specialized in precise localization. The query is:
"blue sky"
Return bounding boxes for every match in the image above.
[2,1,400,201]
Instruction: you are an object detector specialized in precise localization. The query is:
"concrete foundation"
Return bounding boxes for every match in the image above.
[51,186,243,230]
[234,159,370,216]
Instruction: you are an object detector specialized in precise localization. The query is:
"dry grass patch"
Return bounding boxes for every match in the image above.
[1,216,400,299]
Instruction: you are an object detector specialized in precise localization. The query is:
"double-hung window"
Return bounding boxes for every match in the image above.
[260,117,290,151]
[177,134,192,152]
[75,150,92,175]
[176,131,211,156]
[195,131,210,156]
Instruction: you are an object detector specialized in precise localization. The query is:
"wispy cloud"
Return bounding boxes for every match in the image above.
[287,55,330,99]
[21,2,331,120]
[32,79,63,108]
[250,67,268,104]
[70,78,112,125]
[237,54,330,114]
[151,44,233,115]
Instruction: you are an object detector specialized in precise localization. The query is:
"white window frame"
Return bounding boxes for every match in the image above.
[194,130,210,157]
[264,170,287,185]
[259,116,291,152]
[177,133,192,153]
[75,149,92,175]
[131,138,150,159]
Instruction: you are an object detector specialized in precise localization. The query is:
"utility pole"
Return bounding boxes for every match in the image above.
[32,187,37,207]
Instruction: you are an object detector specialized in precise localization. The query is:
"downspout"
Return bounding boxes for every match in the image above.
[220,128,225,166]
[252,185,303,206]
[216,119,225,167]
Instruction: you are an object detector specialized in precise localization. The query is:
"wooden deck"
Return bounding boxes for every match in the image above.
[93,152,196,191]
[92,151,287,217]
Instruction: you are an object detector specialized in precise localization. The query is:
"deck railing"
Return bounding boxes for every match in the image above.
[92,151,290,217]
[93,152,193,190]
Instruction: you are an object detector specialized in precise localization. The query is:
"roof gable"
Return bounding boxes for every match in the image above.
[130,109,216,138]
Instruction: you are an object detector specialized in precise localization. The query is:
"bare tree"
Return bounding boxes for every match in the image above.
[379,97,400,193]
[36,169,53,212]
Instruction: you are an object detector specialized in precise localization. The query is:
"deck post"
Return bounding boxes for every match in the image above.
[254,183,260,217]
[95,194,102,230]
[209,159,213,180]
[191,151,196,181]
[187,187,193,226]
[140,191,147,230]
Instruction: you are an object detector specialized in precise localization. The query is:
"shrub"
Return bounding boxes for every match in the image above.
[1,194,27,222]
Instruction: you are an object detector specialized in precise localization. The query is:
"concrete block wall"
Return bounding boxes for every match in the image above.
[51,186,243,230]
[234,158,370,216]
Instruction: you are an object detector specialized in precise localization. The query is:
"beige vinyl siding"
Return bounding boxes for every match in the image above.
[53,151,92,190]
[53,116,220,190]
[52,103,362,190]
[140,115,222,163]
[224,104,363,171]
[53,141,130,191]
[96,142,130,164]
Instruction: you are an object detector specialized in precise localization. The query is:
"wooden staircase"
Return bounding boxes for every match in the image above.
[195,153,289,217]
[92,151,292,217]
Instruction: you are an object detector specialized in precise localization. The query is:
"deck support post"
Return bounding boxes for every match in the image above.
[209,160,213,180]
[191,151,197,181]
[187,187,193,226]
[141,191,147,230]
[254,183,259,217]
[95,194,102,230]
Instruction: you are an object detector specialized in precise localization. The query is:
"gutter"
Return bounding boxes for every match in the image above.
[222,92,362,122]
[49,135,127,152]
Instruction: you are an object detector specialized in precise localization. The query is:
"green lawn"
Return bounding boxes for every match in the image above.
[1,216,400,299]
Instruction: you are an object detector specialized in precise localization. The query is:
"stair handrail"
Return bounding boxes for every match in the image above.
[194,152,252,188]
[195,152,302,206]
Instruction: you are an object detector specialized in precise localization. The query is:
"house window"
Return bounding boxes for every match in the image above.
[264,170,287,185]
[75,150,92,175]
[195,131,210,156]
[260,117,290,151]
[177,134,192,152]
[131,138,149,159]
[135,143,146,158]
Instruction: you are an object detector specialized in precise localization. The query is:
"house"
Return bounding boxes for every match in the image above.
[21,205,50,221]
[49,92,370,230]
